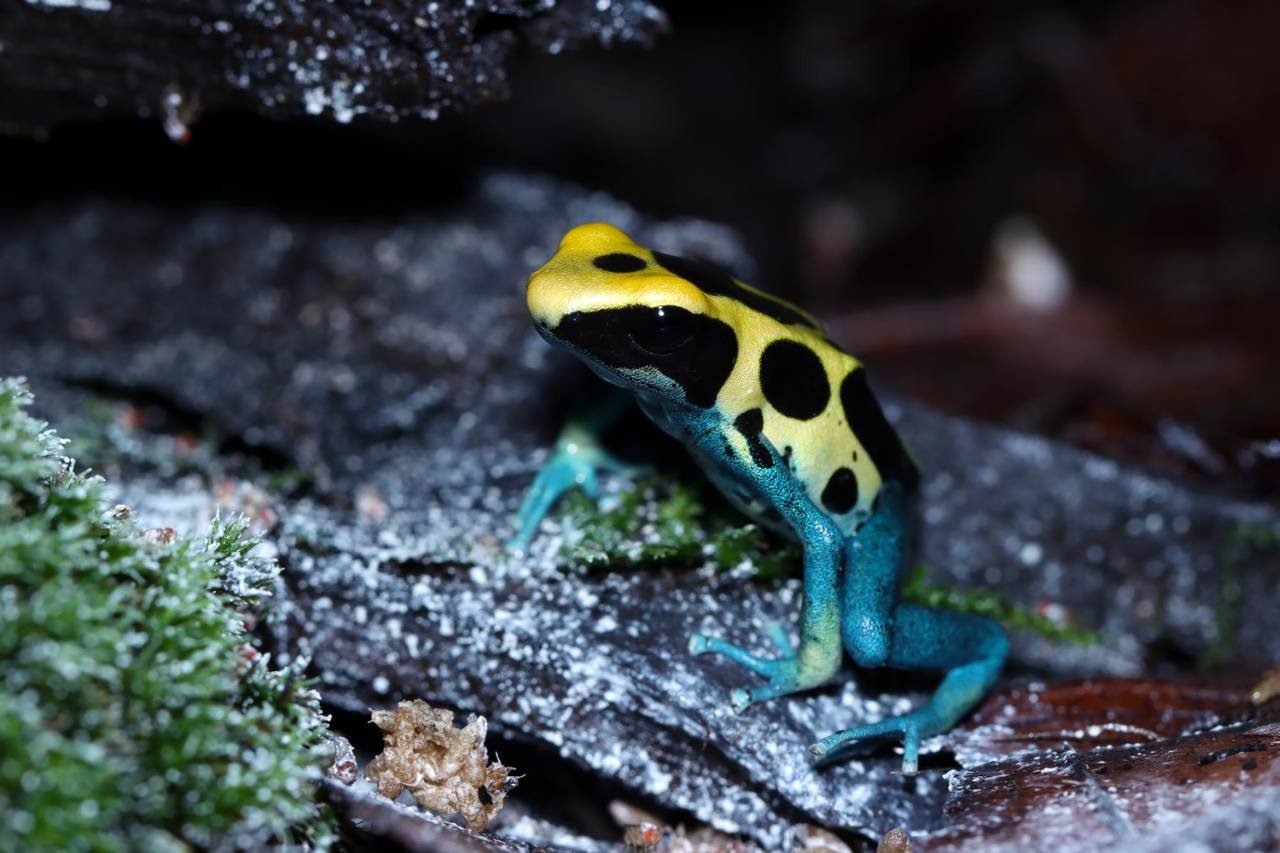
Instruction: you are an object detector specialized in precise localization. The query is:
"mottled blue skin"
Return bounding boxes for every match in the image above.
[517,372,1007,774]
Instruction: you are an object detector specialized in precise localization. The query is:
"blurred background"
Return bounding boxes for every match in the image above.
[6,0,1278,497]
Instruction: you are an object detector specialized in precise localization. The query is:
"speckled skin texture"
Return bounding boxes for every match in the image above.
[3,175,1278,848]
[520,224,1008,772]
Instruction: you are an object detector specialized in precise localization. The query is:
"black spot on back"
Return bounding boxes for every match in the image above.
[652,251,819,330]
[821,467,859,514]
[839,369,920,490]
[733,408,773,468]
[760,339,829,420]
[552,307,738,408]
[593,253,647,273]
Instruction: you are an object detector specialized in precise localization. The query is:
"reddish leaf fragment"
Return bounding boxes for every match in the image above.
[921,698,1280,852]
[947,678,1247,765]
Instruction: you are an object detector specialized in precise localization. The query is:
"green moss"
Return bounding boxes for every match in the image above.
[557,477,799,581]
[558,476,1098,643]
[901,563,1100,645]
[0,378,334,851]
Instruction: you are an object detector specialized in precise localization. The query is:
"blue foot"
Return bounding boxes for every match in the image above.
[690,626,837,713]
[809,709,938,775]
[508,420,640,551]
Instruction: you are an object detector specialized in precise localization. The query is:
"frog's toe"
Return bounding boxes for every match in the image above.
[730,678,802,713]
[765,621,795,655]
[809,711,936,775]
[689,635,787,678]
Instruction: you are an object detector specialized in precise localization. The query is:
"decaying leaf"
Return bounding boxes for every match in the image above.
[921,688,1280,851]
[946,678,1247,766]
[366,699,515,831]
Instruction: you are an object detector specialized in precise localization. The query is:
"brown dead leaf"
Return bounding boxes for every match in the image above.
[920,686,1279,852]
[946,678,1246,765]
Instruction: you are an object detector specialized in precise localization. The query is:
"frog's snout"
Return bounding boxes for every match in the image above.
[525,269,558,329]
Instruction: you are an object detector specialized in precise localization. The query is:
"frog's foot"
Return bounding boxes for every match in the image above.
[507,432,640,552]
[808,708,944,775]
[689,623,829,712]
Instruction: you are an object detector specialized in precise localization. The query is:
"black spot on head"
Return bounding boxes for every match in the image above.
[760,339,829,420]
[733,408,773,468]
[593,253,647,273]
[652,251,819,329]
[552,307,738,408]
[839,369,920,490]
[821,467,859,514]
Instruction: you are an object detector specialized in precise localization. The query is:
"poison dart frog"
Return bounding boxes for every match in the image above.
[512,223,1007,772]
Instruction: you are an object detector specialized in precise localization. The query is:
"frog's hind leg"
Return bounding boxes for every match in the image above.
[815,605,1007,773]
[821,483,1008,774]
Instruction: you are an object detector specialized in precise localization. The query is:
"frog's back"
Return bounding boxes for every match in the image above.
[669,254,919,533]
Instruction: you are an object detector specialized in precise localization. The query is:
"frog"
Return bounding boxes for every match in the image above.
[512,223,1008,773]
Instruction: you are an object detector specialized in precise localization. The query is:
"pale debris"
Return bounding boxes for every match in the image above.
[986,215,1071,311]
[366,699,515,831]
[325,733,359,785]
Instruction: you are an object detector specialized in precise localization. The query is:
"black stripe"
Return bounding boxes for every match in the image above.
[733,408,773,468]
[652,251,819,330]
[552,307,738,409]
[839,369,920,490]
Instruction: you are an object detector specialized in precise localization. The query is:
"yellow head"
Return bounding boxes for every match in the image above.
[525,223,740,408]
[527,223,715,328]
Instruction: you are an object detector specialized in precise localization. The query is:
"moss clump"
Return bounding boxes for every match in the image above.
[0,378,333,850]
[901,564,1100,646]
[559,476,1098,644]
[557,477,799,581]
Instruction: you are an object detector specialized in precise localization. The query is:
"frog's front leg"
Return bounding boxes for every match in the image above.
[509,391,638,551]
[689,432,843,711]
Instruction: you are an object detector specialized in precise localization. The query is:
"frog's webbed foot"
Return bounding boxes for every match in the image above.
[808,709,941,775]
[689,622,834,712]
[508,420,640,551]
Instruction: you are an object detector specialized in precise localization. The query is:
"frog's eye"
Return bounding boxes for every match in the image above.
[593,253,647,273]
[628,306,697,356]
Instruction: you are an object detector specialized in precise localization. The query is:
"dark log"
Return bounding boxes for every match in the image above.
[0,0,666,131]
[5,173,1278,848]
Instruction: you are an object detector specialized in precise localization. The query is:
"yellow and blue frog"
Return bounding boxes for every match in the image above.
[512,223,1007,773]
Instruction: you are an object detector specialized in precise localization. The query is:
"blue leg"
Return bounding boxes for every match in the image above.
[813,484,1008,773]
[689,432,844,711]
[811,607,1006,773]
[508,394,639,551]
[839,484,910,670]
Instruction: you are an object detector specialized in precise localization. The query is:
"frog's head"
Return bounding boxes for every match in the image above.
[527,223,739,409]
